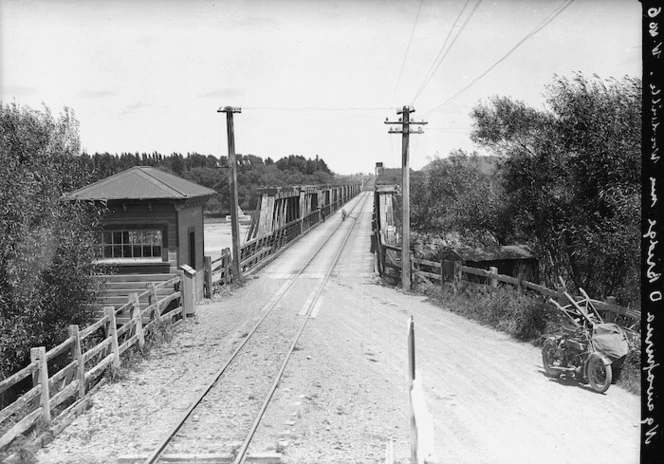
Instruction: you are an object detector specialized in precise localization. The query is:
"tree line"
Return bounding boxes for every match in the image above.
[412,73,640,307]
[77,151,336,213]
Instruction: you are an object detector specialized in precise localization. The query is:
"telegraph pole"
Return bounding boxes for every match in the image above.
[218,106,242,282]
[385,106,427,291]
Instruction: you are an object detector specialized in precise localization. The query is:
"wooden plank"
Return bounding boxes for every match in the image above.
[414,272,434,285]
[69,325,86,400]
[496,274,520,286]
[460,266,490,278]
[80,315,109,340]
[0,385,41,425]
[116,318,136,338]
[47,360,78,390]
[119,334,139,355]
[410,257,441,269]
[105,307,121,369]
[84,354,114,383]
[156,275,180,289]
[83,338,112,364]
[30,347,50,424]
[103,281,175,290]
[0,362,37,395]
[45,337,74,363]
[522,281,559,298]
[0,408,42,450]
[414,269,441,280]
[160,307,182,322]
[96,273,173,282]
[49,380,80,410]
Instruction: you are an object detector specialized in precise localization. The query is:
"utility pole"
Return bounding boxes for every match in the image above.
[218,106,242,283]
[385,106,427,291]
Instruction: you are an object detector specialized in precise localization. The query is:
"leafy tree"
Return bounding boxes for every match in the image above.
[412,151,503,246]
[0,103,104,378]
[470,73,640,304]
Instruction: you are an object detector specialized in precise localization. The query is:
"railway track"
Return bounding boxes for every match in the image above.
[121,192,371,464]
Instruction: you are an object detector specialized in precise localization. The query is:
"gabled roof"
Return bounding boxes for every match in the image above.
[68,166,216,201]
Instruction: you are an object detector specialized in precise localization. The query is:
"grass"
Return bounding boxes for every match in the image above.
[414,281,641,395]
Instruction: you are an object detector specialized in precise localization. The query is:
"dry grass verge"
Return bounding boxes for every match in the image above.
[415,281,641,395]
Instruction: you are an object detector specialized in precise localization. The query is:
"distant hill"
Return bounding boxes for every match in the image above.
[420,155,499,175]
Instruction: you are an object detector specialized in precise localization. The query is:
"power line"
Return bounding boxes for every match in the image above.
[392,0,426,104]
[242,106,395,112]
[411,0,482,105]
[423,0,575,117]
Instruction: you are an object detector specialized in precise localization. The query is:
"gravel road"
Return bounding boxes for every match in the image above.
[35,192,640,463]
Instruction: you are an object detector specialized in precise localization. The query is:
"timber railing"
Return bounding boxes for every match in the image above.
[203,191,359,297]
[373,233,640,329]
[0,272,189,453]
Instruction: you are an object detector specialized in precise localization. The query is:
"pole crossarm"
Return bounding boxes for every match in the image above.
[217,106,242,114]
[387,128,425,134]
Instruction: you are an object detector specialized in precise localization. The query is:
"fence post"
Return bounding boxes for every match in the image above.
[68,325,86,399]
[204,256,212,298]
[223,248,231,285]
[453,261,462,293]
[130,293,145,349]
[30,347,51,424]
[605,296,617,322]
[104,307,121,368]
[149,283,160,320]
[489,267,498,288]
[180,265,196,316]
[517,272,524,294]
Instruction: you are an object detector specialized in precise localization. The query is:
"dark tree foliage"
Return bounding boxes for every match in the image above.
[469,73,640,305]
[412,151,504,247]
[0,103,104,377]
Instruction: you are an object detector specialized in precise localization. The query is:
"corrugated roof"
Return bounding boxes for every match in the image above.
[68,166,216,201]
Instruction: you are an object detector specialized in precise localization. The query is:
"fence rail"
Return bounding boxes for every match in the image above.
[0,271,189,453]
[374,233,640,327]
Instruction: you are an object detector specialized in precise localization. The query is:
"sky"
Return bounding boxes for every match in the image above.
[1,0,641,174]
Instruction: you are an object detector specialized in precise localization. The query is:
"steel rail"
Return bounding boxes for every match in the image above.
[142,192,368,464]
[233,191,371,464]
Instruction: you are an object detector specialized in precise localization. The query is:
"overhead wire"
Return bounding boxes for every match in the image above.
[410,0,481,105]
[241,106,395,112]
[422,0,576,117]
[391,0,426,104]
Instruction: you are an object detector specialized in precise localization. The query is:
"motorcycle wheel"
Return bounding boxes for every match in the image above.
[542,338,563,377]
[587,354,612,393]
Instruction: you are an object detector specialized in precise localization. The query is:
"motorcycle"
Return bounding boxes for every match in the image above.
[541,288,630,394]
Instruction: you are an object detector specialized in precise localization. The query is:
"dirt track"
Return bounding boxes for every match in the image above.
[36,192,640,463]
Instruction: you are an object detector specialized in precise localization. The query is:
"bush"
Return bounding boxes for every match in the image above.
[0,103,103,381]
[419,283,553,343]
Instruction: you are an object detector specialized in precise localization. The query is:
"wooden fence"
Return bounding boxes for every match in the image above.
[374,234,640,328]
[0,272,189,453]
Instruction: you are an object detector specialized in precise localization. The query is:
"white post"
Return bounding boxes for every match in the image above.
[180,265,196,316]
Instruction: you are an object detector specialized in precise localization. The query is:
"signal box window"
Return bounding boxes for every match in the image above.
[102,229,163,259]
